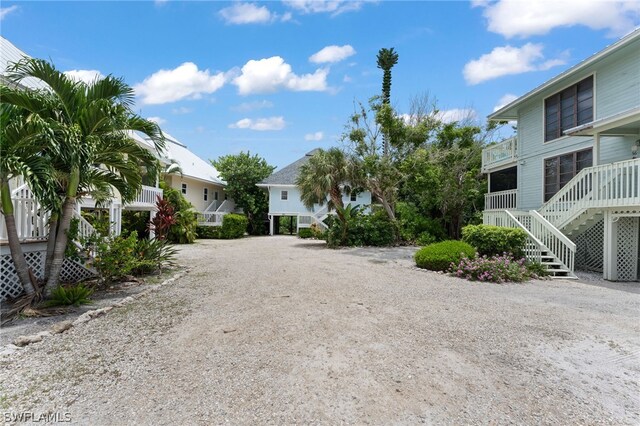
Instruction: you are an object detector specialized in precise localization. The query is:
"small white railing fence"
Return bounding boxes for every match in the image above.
[485,189,518,211]
[539,158,640,228]
[1,184,49,242]
[204,200,219,213]
[198,211,226,226]
[482,137,517,171]
[216,199,236,213]
[297,205,330,232]
[127,185,163,207]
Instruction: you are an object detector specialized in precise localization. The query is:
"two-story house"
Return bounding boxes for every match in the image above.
[482,29,640,281]
[258,149,372,235]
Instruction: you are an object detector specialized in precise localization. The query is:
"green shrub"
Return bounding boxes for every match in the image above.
[462,225,527,258]
[414,240,476,271]
[298,228,313,239]
[309,223,327,240]
[327,209,395,248]
[45,284,93,307]
[396,202,447,243]
[451,254,543,283]
[525,261,549,278]
[196,225,222,239]
[221,214,248,239]
[94,232,139,281]
[133,238,177,275]
[122,210,151,239]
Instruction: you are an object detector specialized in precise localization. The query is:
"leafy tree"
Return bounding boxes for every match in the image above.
[376,47,399,156]
[211,152,274,235]
[3,58,164,293]
[160,182,197,243]
[296,148,356,224]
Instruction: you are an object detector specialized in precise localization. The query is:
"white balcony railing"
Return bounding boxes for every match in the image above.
[127,185,163,208]
[485,189,518,211]
[198,212,226,226]
[482,137,517,171]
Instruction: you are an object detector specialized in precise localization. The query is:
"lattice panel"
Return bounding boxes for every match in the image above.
[59,259,97,284]
[574,219,604,273]
[616,217,639,282]
[0,250,44,300]
[1,252,97,301]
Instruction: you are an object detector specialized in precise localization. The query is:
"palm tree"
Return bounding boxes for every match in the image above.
[376,47,399,157]
[296,148,356,224]
[0,102,57,296]
[3,58,165,293]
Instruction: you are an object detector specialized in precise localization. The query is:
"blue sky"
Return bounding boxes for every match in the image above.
[1,1,639,170]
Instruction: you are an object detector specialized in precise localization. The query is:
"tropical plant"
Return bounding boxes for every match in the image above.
[451,254,542,283]
[160,182,197,244]
[0,102,56,296]
[296,148,356,224]
[211,152,274,235]
[132,238,177,275]
[3,58,165,294]
[44,284,93,307]
[150,195,176,240]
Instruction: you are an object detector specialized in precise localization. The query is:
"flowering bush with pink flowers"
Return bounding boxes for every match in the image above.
[450,253,545,283]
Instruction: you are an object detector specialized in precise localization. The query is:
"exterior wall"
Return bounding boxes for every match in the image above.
[266,185,372,215]
[515,41,640,211]
[166,175,225,212]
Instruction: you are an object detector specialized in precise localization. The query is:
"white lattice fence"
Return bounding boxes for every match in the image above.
[573,219,604,273]
[616,217,639,282]
[1,246,97,301]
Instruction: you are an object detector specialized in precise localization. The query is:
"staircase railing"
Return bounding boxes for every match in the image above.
[485,189,518,211]
[529,211,576,272]
[203,200,219,212]
[539,158,640,228]
[199,212,226,226]
[216,199,236,213]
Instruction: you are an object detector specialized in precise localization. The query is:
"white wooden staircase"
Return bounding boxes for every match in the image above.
[485,158,640,278]
[297,205,330,232]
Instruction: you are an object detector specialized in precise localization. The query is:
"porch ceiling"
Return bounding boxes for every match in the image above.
[564,107,640,137]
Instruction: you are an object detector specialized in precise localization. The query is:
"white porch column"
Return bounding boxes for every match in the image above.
[602,210,617,281]
[149,210,157,239]
[269,215,274,236]
[593,132,600,166]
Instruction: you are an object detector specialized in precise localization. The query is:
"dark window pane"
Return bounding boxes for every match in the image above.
[489,166,517,192]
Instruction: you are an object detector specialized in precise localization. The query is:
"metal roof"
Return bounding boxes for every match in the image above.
[0,36,50,90]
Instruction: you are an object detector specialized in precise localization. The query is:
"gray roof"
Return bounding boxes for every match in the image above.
[1,37,50,90]
[259,149,320,185]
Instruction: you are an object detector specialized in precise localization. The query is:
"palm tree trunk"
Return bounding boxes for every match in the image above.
[44,212,59,279]
[45,167,79,294]
[1,181,37,295]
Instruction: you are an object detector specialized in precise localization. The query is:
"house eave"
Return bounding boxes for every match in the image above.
[488,28,640,122]
[564,107,640,137]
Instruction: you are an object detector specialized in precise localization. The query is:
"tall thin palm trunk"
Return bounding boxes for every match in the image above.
[44,212,59,279]
[1,182,36,295]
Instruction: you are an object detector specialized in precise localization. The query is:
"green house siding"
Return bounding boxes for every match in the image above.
[515,39,640,211]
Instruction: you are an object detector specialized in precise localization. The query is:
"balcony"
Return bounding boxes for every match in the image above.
[482,137,517,172]
[485,189,518,211]
[125,185,163,210]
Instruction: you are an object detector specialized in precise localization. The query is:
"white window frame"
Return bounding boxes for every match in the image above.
[181,183,187,195]
[281,190,288,201]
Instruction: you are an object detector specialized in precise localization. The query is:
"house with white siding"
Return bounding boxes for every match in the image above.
[482,29,640,281]
[258,149,372,235]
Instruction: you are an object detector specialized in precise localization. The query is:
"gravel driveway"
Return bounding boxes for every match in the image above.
[1,236,639,424]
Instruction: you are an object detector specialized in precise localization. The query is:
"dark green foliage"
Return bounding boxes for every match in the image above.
[414,240,476,271]
[327,208,395,248]
[211,152,274,235]
[195,214,248,239]
[376,47,399,105]
[122,210,151,239]
[196,225,221,239]
[221,213,248,239]
[81,210,111,237]
[45,284,93,307]
[298,228,313,239]
[396,202,447,244]
[64,217,81,261]
[525,261,550,278]
[461,225,527,258]
[133,238,177,275]
[161,182,197,244]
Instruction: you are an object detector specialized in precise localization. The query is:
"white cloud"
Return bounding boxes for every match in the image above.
[233,56,328,95]
[134,62,226,105]
[463,43,566,85]
[147,116,166,125]
[474,0,640,38]
[219,2,273,24]
[231,100,274,112]
[493,93,519,112]
[0,5,18,20]
[154,0,169,6]
[304,131,324,141]
[64,69,105,84]
[171,106,192,114]
[309,45,356,64]
[283,0,366,16]
[437,108,478,123]
[229,116,286,131]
